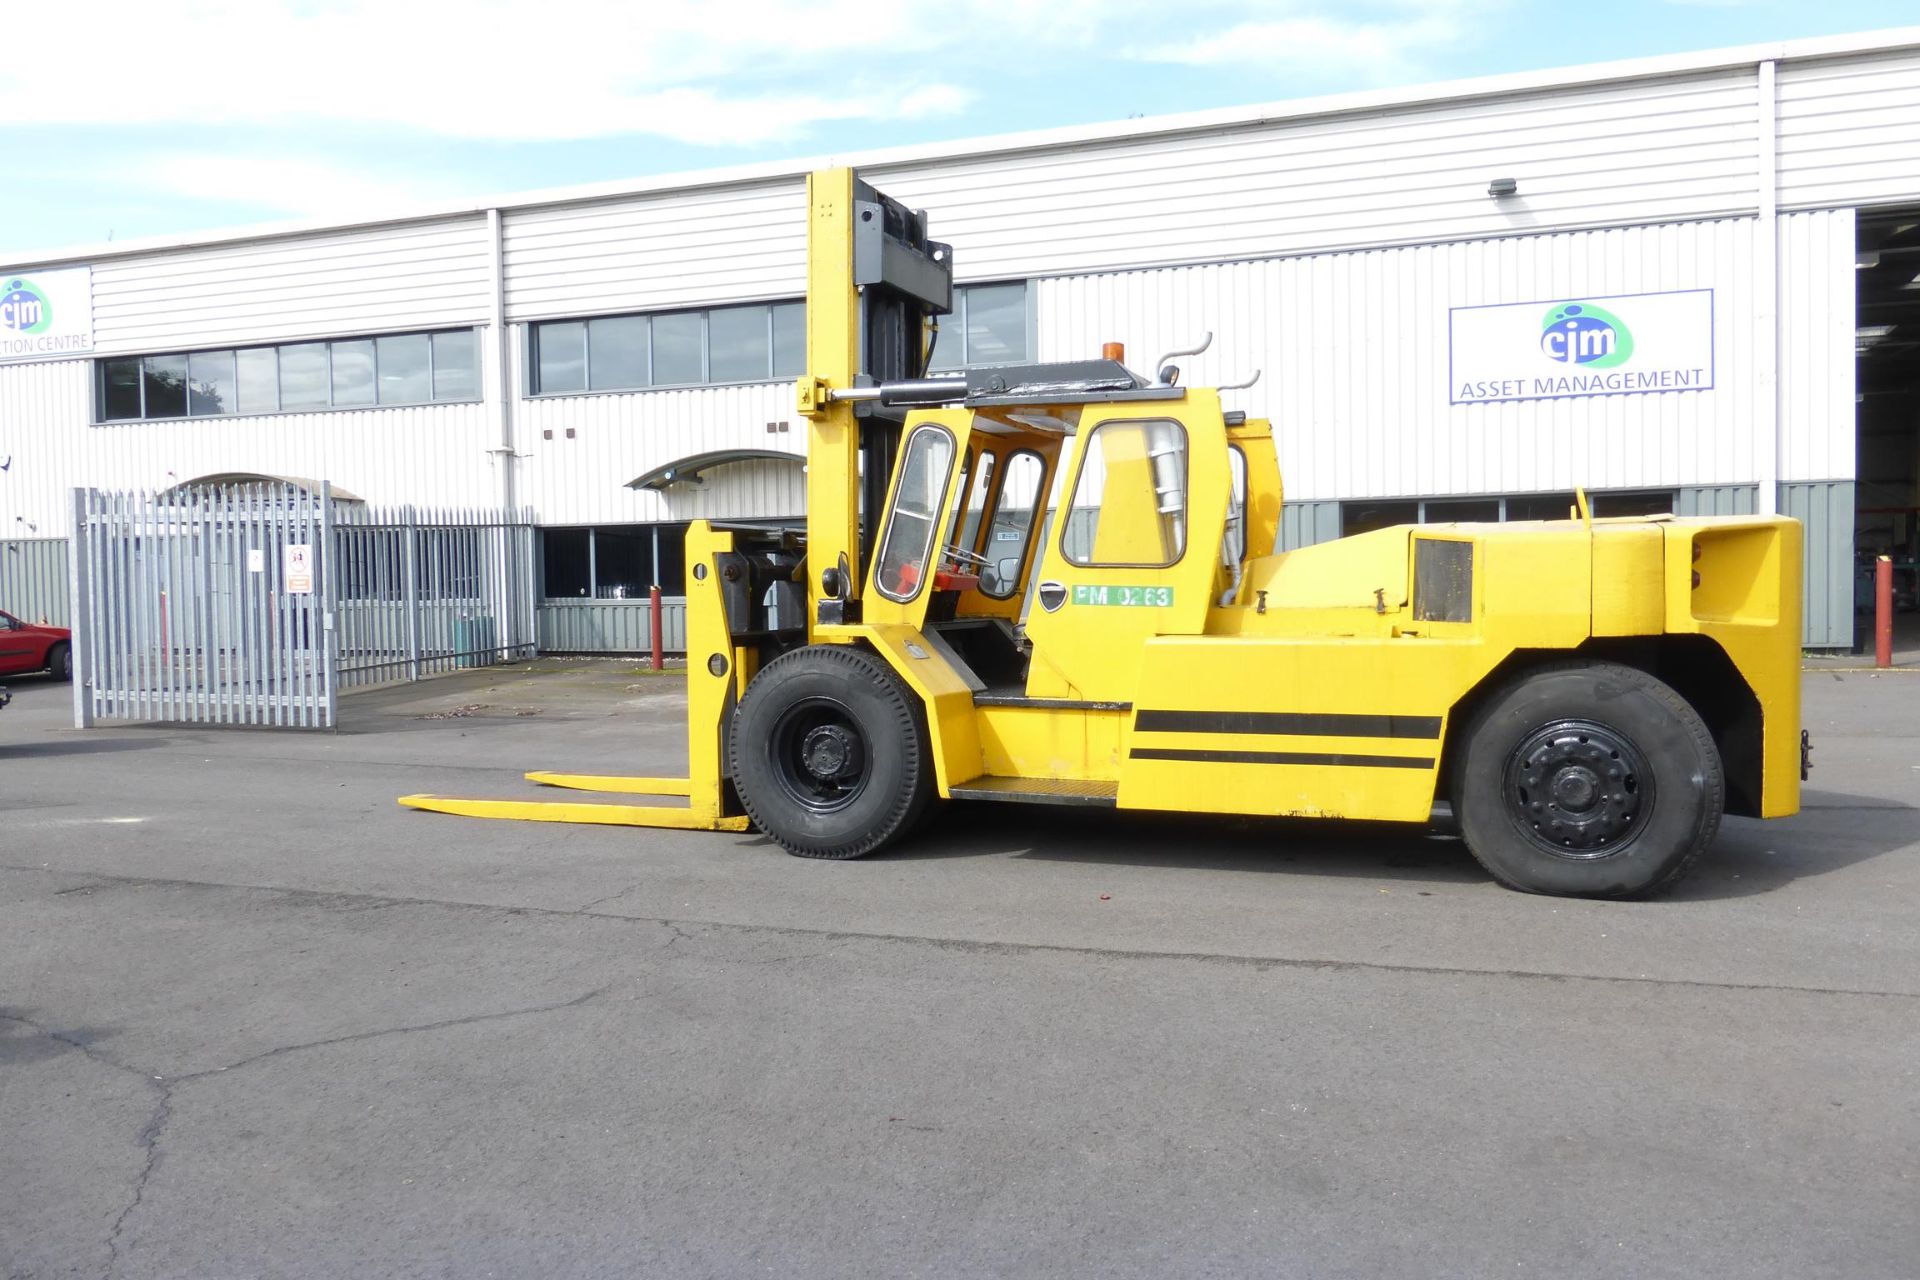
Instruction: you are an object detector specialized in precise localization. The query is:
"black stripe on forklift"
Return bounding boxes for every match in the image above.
[1133,710,1443,740]
[1130,747,1435,770]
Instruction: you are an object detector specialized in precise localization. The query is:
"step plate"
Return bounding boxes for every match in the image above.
[948,776,1119,807]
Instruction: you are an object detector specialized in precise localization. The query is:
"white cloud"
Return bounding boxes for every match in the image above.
[0,1,1498,142]
[121,153,466,221]
[0,0,1504,228]
[1133,1,1492,81]
[0,0,978,144]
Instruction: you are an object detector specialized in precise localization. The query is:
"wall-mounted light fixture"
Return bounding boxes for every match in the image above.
[1487,177,1518,199]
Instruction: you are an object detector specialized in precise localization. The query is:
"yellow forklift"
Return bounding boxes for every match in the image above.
[403,169,1806,898]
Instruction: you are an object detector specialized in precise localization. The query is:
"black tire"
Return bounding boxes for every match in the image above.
[47,643,71,682]
[1451,660,1722,898]
[728,645,934,860]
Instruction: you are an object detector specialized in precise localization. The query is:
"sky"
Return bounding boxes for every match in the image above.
[2,0,1917,260]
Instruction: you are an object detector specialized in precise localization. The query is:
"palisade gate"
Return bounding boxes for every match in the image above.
[69,483,537,729]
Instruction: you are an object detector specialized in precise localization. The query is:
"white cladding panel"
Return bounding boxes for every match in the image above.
[657,459,807,523]
[1777,50,1920,211]
[0,359,498,538]
[0,360,90,537]
[89,218,492,354]
[1777,207,1856,482]
[502,184,807,321]
[1040,218,1760,501]
[494,66,1762,318]
[515,353,801,525]
[872,71,1760,282]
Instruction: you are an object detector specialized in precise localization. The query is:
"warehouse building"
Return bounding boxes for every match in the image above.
[3,27,1918,651]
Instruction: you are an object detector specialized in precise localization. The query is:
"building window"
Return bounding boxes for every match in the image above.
[531,300,804,395]
[928,281,1030,371]
[541,523,689,599]
[1338,490,1676,536]
[95,327,481,423]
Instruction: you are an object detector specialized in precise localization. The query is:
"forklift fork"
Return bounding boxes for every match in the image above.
[397,524,754,834]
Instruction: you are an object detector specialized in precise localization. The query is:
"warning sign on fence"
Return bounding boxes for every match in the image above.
[283,544,314,595]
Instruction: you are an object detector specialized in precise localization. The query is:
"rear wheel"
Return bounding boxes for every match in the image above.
[1451,661,1722,898]
[47,643,70,682]
[728,645,934,860]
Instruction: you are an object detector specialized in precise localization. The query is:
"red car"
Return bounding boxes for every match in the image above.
[0,610,71,680]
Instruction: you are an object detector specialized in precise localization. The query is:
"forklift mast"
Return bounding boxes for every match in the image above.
[797,169,954,629]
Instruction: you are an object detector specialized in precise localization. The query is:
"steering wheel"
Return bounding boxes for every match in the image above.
[942,544,991,569]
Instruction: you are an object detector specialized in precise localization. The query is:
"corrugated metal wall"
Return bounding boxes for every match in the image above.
[872,69,1761,281]
[0,537,69,626]
[1279,501,1340,551]
[91,218,492,352]
[1039,217,1764,502]
[1777,49,1920,211]
[502,185,806,321]
[517,370,801,524]
[656,460,806,523]
[1777,207,1857,482]
[483,64,1775,319]
[0,360,91,537]
[1781,480,1857,650]
[1675,484,1759,516]
[536,598,689,654]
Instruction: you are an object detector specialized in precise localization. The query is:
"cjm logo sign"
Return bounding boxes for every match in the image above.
[0,279,51,335]
[1539,302,1633,368]
[1448,288,1714,405]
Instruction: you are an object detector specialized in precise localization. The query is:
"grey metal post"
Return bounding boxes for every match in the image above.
[587,527,598,599]
[320,482,339,730]
[404,506,421,682]
[69,489,94,729]
[522,516,537,657]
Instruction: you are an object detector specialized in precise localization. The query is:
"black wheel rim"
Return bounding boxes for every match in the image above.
[1503,718,1655,859]
[766,696,872,815]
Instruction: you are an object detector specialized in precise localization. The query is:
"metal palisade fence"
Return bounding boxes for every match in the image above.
[71,484,536,730]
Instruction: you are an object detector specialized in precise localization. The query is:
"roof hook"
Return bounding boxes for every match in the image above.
[1154,332,1212,385]
[1218,368,1262,391]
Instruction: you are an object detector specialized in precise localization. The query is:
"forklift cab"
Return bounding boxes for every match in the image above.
[861,388,1279,703]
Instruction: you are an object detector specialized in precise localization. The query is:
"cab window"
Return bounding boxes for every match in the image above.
[1063,419,1187,568]
[979,450,1045,598]
[873,425,956,602]
[1223,445,1248,563]
[950,451,996,555]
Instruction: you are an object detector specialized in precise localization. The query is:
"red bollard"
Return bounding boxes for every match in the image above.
[649,584,664,672]
[1876,556,1894,670]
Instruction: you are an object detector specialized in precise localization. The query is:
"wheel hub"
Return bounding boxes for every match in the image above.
[1505,720,1653,859]
[765,696,874,816]
[1551,767,1600,812]
[800,724,863,781]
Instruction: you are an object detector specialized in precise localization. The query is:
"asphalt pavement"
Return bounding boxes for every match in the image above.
[3,660,1916,1279]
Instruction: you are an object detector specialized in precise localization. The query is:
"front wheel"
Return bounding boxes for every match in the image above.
[47,643,71,682]
[1451,661,1722,898]
[728,645,934,860]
